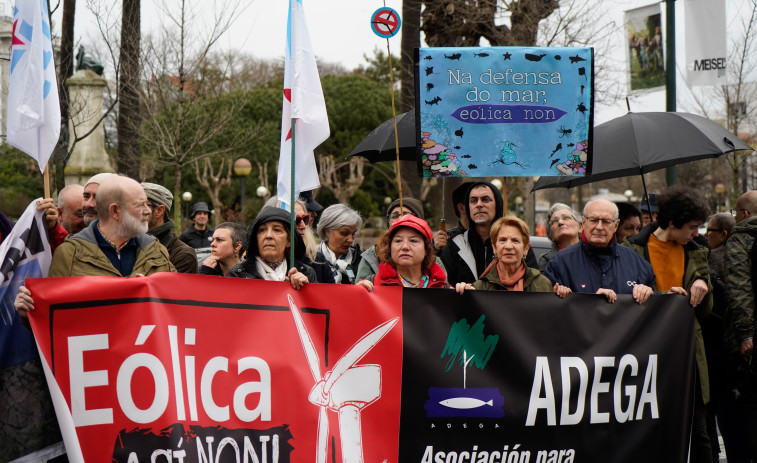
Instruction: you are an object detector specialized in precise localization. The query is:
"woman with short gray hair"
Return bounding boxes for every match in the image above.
[539,202,581,270]
[316,204,363,284]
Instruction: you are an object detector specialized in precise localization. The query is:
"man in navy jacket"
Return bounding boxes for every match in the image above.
[544,198,656,303]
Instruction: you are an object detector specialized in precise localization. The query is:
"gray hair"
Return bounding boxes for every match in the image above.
[583,199,619,220]
[58,184,83,210]
[546,202,580,242]
[316,204,363,241]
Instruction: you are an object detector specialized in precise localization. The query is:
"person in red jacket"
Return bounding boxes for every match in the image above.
[357,214,449,290]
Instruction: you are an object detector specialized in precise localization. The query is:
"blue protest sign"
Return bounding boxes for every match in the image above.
[415,47,593,178]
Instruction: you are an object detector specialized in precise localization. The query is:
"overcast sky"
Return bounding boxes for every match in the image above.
[64,0,754,126]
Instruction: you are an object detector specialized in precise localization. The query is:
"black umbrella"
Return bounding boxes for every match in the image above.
[347,110,416,162]
[532,112,752,197]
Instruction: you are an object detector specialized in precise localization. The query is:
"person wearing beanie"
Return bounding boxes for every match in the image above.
[357,215,449,290]
[179,201,215,249]
[640,193,659,226]
[82,172,116,227]
[227,207,315,288]
[355,198,447,281]
[299,190,323,223]
[142,182,197,273]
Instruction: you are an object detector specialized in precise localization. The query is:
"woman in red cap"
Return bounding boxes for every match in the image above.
[357,215,449,290]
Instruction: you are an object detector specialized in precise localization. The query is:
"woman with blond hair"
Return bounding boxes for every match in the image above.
[456,217,564,295]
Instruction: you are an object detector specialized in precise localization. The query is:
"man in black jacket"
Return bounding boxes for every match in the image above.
[142,183,197,273]
[441,181,503,286]
[179,202,214,249]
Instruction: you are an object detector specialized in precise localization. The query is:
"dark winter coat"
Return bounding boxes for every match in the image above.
[226,207,316,282]
[149,219,197,273]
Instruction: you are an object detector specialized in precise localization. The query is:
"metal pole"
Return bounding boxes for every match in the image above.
[240,176,246,226]
[665,0,678,185]
[290,117,296,267]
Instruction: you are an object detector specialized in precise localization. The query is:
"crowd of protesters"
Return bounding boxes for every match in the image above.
[5,174,757,462]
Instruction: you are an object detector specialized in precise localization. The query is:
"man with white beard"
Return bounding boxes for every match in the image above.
[15,176,176,313]
[48,175,176,277]
[15,176,175,315]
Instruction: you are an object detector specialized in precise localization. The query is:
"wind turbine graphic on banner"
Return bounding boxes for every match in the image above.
[287,295,399,463]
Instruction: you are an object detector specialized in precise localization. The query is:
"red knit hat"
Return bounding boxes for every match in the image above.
[389,214,433,243]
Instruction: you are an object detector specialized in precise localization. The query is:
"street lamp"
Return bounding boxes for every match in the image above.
[234,158,252,224]
[514,196,524,216]
[624,189,634,202]
[182,191,192,219]
[256,185,269,199]
[714,183,726,212]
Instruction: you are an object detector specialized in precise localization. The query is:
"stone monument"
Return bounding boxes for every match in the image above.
[64,63,114,185]
[0,8,13,136]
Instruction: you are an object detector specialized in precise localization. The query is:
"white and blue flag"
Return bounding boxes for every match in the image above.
[277,0,330,209]
[7,0,61,172]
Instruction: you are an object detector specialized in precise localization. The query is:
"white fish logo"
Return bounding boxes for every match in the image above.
[439,397,493,410]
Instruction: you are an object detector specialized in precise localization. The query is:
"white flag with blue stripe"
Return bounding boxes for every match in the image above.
[277,0,330,209]
[7,0,61,173]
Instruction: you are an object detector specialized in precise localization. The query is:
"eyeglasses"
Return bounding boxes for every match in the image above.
[706,228,724,234]
[731,208,748,216]
[584,216,616,226]
[549,214,575,226]
[147,202,160,210]
[390,211,414,220]
[295,215,311,226]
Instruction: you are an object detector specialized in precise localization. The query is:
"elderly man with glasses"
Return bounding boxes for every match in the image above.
[543,198,656,303]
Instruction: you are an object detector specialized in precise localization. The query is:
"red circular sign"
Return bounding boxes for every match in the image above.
[371,7,401,38]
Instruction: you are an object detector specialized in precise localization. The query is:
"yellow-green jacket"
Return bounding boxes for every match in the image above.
[473,261,554,292]
[49,224,175,277]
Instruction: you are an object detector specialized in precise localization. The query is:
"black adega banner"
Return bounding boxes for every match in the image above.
[399,291,695,463]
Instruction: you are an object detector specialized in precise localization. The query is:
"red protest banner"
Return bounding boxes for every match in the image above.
[27,274,403,463]
[25,274,697,463]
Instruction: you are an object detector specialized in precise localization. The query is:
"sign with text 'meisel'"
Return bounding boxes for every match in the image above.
[415,46,593,178]
[27,274,692,462]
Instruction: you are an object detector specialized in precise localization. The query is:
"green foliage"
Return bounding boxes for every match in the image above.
[139,65,396,220]
[319,74,394,159]
[354,48,401,85]
[0,144,44,218]
[350,188,380,220]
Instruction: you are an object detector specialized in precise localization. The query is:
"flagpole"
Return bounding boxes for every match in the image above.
[290,118,296,267]
[43,163,50,198]
[386,44,403,210]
